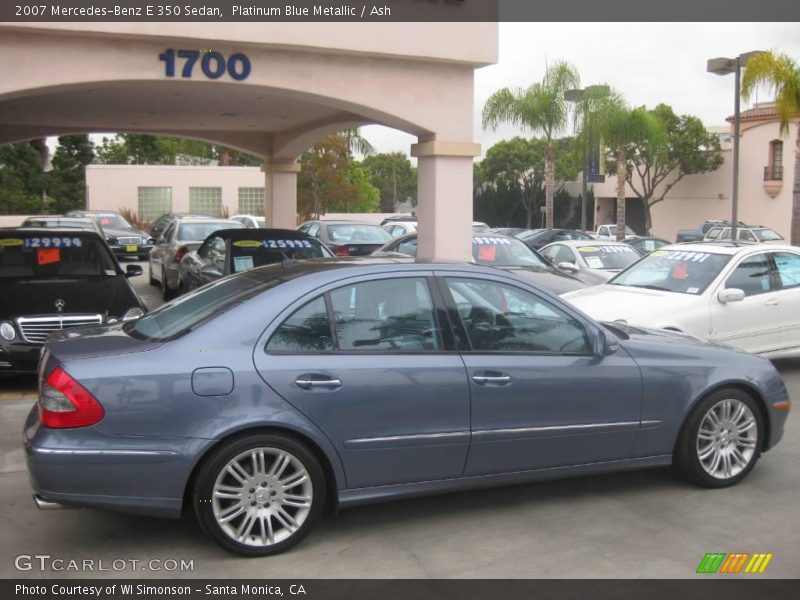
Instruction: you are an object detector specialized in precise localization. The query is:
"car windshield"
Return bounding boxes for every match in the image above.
[609,249,732,294]
[755,228,783,241]
[472,235,548,267]
[607,225,636,236]
[179,222,240,241]
[229,238,333,272]
[0,234,117,278]
[87,213,130,229]
[327,224,392,244]
[125,272,279,340]
[576,244,640,270]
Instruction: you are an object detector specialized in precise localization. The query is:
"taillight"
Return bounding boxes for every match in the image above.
[38,367,104,428]
[335,245,350,257]
[174,246,189,263]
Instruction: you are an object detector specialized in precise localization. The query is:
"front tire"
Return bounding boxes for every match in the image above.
[193,433,325,556]
[674,389,762,488]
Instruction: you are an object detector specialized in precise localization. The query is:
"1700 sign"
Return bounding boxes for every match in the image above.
[159,49,251,80]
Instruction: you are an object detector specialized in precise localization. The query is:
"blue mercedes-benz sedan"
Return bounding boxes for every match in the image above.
[24,259,790,555]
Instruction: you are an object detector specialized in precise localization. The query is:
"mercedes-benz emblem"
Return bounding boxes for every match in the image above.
[54,299,66,312]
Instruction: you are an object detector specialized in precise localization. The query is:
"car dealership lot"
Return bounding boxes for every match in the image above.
[0,344,798,577]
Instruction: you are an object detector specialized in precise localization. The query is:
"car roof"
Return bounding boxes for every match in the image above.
[2,227,101,238]
[663,241,797,254]
[550,239,630,247]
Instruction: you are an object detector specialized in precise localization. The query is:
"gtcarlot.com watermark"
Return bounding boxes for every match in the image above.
[14,554,194,572]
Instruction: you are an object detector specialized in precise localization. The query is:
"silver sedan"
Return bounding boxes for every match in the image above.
[539,240,642,285]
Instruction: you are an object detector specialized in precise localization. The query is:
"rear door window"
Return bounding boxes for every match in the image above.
[266,296,333,353]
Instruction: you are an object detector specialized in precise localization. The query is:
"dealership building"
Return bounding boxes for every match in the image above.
[0,21,497,259]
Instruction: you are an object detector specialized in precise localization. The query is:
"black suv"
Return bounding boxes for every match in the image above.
[66,210,154,260]
[0,228,146,374]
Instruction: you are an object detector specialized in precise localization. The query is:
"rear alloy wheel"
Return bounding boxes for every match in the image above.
[194,434,325,556]
[675,389,762,487]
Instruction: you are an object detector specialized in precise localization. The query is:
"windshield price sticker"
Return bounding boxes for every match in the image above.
[578,246,600,253]
[23,237,82,249]
[0,238,24,247]
[473,237,512,245]
[264,239,313,249]
[653,250,711,263]
[600,245,635,254]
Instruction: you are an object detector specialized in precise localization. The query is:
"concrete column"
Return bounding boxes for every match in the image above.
[261,161,301,229]
[411,140,480,261]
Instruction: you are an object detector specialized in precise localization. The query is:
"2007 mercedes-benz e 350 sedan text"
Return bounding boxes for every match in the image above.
[25,259,790,555]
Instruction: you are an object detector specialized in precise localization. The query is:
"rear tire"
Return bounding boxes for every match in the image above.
[193,433,325,556]
[161,268,175,301]
[674,388,762,488]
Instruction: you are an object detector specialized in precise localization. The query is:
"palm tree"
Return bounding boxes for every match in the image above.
[742,52,800,243]
[341,128,375,157]
[482,60,580,229]
[595,102,665,240]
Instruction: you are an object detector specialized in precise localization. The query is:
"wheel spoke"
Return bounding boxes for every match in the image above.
[731,447,748,468]
[236,511,259,541]
[218,502,245,523]
[213,486,243,500]
[730,402,745,425]
[227,462,250,484]
[708,450,722,476]
[698,444,716,461]
[282,494,312,508]
[281,471,308,490]
[269,453,291,478]
[737,437,756,449]
[737,418,755,434]
[274,507,300,532]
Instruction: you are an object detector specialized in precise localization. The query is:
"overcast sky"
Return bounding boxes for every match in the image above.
[361,22,800,158]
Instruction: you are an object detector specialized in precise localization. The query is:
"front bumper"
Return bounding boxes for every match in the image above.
[0,341,41,374]
[24,406,202,518]
[108,244,153,257]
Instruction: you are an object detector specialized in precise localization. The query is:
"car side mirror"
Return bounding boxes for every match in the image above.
[718,288,745,304]
[201,264,222,278]
[125,264,143,278]
[557,261,578,273]
[596,328,620,356]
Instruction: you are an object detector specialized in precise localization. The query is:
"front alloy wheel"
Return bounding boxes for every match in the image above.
[194,434,325,556]
[675,389,762,487]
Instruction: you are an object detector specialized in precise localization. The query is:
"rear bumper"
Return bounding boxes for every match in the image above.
[23,406,203,518]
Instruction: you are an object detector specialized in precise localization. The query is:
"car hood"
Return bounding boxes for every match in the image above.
[563,284,700,324]
[499,266,586,295]
[103,227,150,240]
[0,277,143,320]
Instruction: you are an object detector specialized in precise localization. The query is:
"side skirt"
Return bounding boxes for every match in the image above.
[337,455,673,508]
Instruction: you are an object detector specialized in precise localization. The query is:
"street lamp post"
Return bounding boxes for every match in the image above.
[707,51,763,242]
[565,85,610,232]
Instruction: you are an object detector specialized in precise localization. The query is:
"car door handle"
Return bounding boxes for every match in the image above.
[472,373,511,385]
[295,376,342,390]
[764,298,779,307]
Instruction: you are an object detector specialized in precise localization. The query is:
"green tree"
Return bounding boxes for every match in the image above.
[482,60,580,229]
[361,152,417,212]
[0,141,47,214]
[95,134,260,166]
[49,135,94,213]
[624,104,724,231]
[742,51,800,243]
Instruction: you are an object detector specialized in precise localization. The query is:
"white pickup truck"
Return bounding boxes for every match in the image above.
[591,224,638,240]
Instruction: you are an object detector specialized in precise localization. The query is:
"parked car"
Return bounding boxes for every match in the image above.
[0,228,145,374]
[562,242,800,357]
[298,220,393,256]
[675,220,745,243]
[517,228,594,250]
[704,226,784,244]
[539,240,641,285]
[148,212,206,241]
[178,229,332,294]
[229,215,267,229]
[149,218,243,300]
[382,221,417,238]
[373,232,586,295]
[490,227,538,238]
[625,236,671,256]
[65,210,153,260]
[26,259,789,556]
[592,224,638,240]
[21,216,103,236]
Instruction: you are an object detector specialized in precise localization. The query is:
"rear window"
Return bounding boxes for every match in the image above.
[22,219,94,231]
[327,224,392,244]
[230,238,332,272]
[86,213,131,229]
[472,236,548,267]
[125,272,278,341]
[0,235,116,278]
[178,222,241,241]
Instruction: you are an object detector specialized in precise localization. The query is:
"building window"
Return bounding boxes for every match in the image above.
[238,187,265,216]
[189,187,223,217]
[766,140,784,181]
[137,187,172,222]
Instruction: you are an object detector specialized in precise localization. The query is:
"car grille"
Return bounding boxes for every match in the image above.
[117,236,144,246]
[16,315,103,344]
